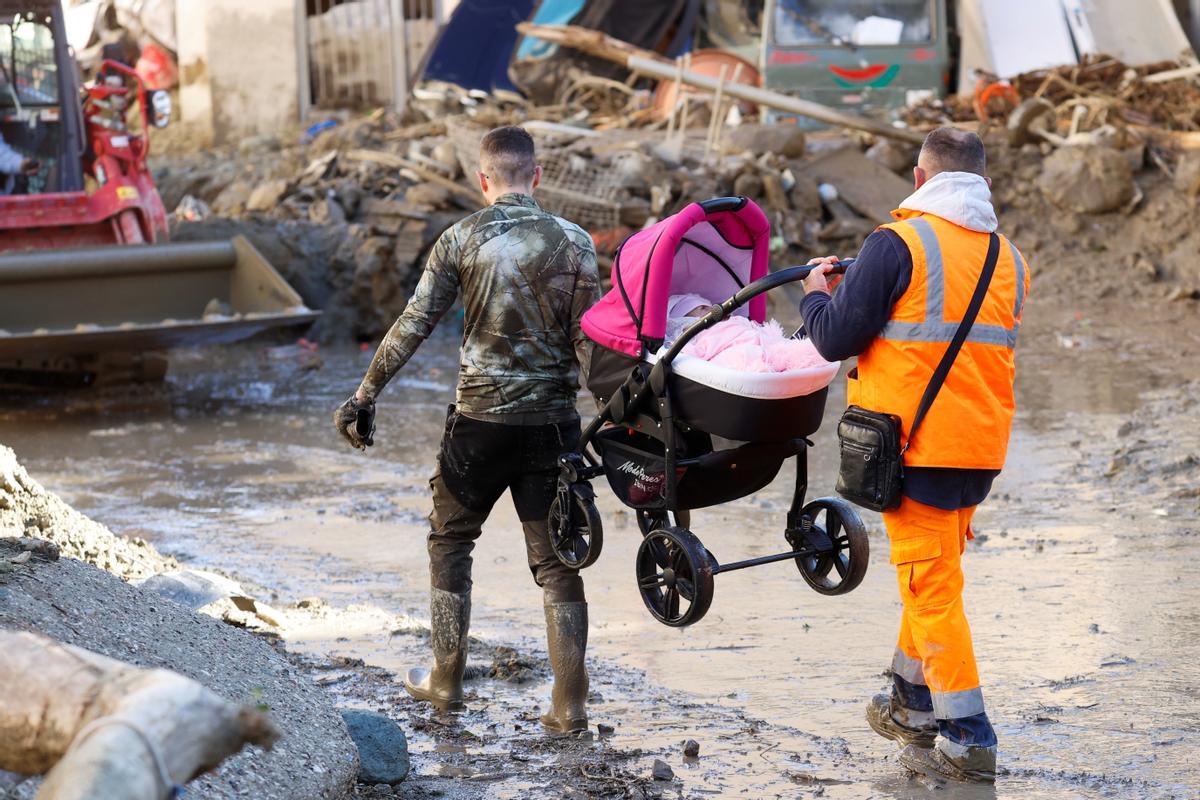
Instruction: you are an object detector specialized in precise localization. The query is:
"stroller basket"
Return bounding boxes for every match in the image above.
[594,426,800,511]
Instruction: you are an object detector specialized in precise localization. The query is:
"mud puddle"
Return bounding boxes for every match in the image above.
[1,316,1197,799]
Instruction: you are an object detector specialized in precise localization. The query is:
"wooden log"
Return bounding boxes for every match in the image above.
[518,23,925,144]
[343,149,483,204]
[514,22,666,65]
[0,631,278,800]
[626,55,926,144]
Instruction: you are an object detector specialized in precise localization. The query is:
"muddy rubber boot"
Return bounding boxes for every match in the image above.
[540,601,589,735]
[866,693,937,748]
[404,588,470,712]
[899,737,996,784]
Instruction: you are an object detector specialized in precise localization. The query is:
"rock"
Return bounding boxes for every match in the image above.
[430,141,461,178]
[404,183,454,210]
[732,171,763,199]
[725,124,807,158]
[246,179,290,212]
[1173,153,1200,197]
[340,709,410,784]
[238,133,282,155]
[865,139,917,174]
[596,722,615,735]
[309,196,347,225]
[138,570,246,611]
[1036,146,1135,214]
[683,739,700,758]
[211,180,253,216]
[651,759,674,781]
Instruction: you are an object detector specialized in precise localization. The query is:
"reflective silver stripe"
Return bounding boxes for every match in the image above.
[906,218,944,321]
[1006,237,1027,319]
[880,320,1018,348]
[893,219,1020,349]
[891,647,926,685]
[931,687,986,719]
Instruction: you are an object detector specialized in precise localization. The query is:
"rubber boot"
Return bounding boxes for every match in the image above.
[899,736,997,784]
[866,693,937,748]
[540,601,589,735]
[404,588,470,712]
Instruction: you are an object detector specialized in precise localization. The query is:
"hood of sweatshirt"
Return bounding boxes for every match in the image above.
[892,171,997,233]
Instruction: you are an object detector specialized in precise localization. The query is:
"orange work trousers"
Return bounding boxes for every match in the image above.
[884,497,986,720]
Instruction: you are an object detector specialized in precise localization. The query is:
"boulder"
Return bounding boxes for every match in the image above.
[246,178,290,212]
[1036,146,1135,214]
[725,124,807,158]
[138,569,246,610]
[340,709,410,784]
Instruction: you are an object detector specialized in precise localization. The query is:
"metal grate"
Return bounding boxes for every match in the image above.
[446,117,623,232]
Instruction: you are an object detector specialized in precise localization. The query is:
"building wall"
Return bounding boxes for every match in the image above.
[176,0,301,145]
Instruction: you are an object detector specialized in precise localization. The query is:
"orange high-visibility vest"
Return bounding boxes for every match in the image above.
[846,211,1030,470]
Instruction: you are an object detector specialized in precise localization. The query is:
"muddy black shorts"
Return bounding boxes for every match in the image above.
[437,406,581,521]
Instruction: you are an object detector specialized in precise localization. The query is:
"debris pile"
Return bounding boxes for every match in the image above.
[151,28,1200,344]
[907,56,1200,134]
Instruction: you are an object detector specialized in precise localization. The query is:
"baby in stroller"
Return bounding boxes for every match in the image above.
[546,197,870,627]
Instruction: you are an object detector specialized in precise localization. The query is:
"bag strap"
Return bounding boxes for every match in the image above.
[903,232,1000,454]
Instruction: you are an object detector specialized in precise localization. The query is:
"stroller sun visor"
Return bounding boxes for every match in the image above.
[581,200,771,358]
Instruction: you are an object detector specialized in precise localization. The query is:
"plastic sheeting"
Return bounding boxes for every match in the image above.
[422,0,536,93]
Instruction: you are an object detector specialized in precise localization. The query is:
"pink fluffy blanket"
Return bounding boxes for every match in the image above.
[682,316,832,373]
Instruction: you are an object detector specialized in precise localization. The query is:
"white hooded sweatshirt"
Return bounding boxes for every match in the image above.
[895,171,997,233]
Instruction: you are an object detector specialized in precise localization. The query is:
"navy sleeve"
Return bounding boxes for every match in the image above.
[798,229,913,362]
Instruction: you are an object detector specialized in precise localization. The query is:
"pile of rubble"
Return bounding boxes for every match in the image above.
[151,42,1200,343]
[154,103,913,341]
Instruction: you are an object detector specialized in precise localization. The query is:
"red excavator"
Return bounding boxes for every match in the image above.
[0,1,317,388]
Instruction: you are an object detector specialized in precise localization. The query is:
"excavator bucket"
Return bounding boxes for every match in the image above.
[0,236,319,386]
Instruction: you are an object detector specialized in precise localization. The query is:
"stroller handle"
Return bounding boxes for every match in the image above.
[654,258,856,367]
[729,258,853,308]
[697,196,750,214]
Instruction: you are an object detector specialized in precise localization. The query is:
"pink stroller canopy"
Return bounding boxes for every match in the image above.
[582,198,771,358]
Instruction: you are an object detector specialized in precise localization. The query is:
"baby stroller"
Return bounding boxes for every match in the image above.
[547,196,869,627]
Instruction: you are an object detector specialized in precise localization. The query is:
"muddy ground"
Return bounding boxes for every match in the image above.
[1,275,1197,798]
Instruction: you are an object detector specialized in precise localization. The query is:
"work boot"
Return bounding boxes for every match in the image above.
[899,736,997,784]
[404,588,470,712]
[866,693,937,748]
[540,601,589,735]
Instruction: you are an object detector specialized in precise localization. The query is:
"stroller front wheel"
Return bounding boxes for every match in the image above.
[636,527,715,627]
[548,484,604,569]
[792,497,869,596]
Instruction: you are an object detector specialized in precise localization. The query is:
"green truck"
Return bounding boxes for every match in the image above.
[732,0,953,126]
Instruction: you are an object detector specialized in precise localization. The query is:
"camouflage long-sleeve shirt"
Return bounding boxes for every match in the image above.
[357,193,599,421]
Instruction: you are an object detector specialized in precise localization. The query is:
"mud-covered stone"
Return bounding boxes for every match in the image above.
[340,709,410,784]
[652,759,674,781]
[1036,146,1135,214]
[725,124,807,158]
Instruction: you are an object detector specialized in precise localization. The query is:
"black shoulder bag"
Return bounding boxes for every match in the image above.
[835,233,1000,512]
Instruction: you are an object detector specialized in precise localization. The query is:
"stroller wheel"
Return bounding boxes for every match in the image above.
[548,485,604,570]
[793,498,869,596]
[635,508,691,536]
[636,527,714,627]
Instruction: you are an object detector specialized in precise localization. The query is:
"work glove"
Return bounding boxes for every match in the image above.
[333,395,375,451]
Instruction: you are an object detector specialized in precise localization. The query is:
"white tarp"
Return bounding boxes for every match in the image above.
[956,0,1195,91]
[956,0,1078,87]
[1062,0,1192,65]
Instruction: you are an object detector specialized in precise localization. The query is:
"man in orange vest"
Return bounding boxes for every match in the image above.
[799,128,1029,783]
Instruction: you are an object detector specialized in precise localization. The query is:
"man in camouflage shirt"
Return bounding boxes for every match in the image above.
[334,126,599,734]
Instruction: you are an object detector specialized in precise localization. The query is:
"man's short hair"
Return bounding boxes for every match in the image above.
[919,127,987,177]
[479,126,537,186]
